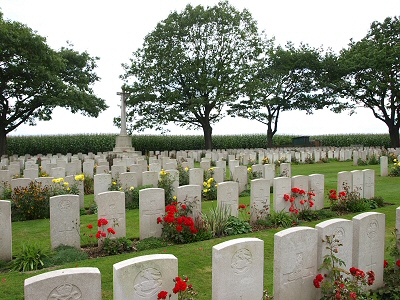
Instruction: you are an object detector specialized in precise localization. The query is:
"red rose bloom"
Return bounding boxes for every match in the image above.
[384,260,388,268]
[176,225,183,232]
[87,224,93,229]
[181,204,187,210]
[157,217,162,224]
[157,291,168,300]
[350,292,357,300]
[396,260,400,267]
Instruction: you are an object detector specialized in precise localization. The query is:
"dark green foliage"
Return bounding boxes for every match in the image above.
[42,245,88,267]
[224,216,252,235]
[134,237,170,251]
[126,185,154,210]
[261,209,294,228]
[102,237,133,256]
[12,243,48,272]
[5,133,392,156]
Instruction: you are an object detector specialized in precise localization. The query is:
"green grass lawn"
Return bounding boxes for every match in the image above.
[1,161,399,299]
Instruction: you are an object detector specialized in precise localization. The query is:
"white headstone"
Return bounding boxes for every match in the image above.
[50,167,66,179]
[94,173,111,202]
[23,168,38,180]
[352,212,385,290]
[212,238,264,299]
[363,169,375,199]
[189,168,203,187]
[129,164,143,186]
[274,227,318,300]
[50,194,80,250]
[380,156,388,177]
[273,177,291,213]
[142,171,158,188]
[119,172,138,190]
[351,170,364,198]
[24,267,102,300]
[337,171,352,192]
[217,181,239,217]
[250,179,270,225]
[113,254,178,300]
[306,174,323,211]
[280,162,291,177]
[176,185,202,219]
[233,165,248,195]
[0,200,12,261]
[263,164,275,187]
[97,191,126,239]
[139,188,164,239]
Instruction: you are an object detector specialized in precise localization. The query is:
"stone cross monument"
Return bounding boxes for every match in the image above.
[113,91,135,153]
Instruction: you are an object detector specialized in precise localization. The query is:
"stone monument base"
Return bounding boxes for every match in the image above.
[113,135,137,153]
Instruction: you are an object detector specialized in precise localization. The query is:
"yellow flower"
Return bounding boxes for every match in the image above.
[63,182,69,187]
[185,167,189,172]
[207,184,211,188]
[129,186,134,191]
[247,167,252,172]
[215,184,218,188]
[75,174,85,181]
[173,196,177,200]
[209,167,214,171]
[203,189,208,193]
[394,158,397,162]
[52,179,57,183]
[119,187,123,191]
[203,182,207,186]
[207,177,214,184]
[112,181,117,185]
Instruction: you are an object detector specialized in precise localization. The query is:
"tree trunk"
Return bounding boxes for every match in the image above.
[202,123,213,150]
[266,124,274,148]
[0,128,6,156]
[388,125,400,148]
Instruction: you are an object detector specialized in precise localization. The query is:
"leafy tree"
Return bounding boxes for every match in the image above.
[332,16,400,147]
[229,39,329,147]
[120,1,261,149]
[0,12,108,155]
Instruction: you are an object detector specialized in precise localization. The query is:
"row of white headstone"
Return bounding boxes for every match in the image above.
[20,208,399,300]
[0,164,378,260]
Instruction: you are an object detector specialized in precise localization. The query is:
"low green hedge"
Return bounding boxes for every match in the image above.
[6,133,391,156]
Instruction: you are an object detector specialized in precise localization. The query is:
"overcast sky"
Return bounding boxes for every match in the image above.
[2,0,399,137]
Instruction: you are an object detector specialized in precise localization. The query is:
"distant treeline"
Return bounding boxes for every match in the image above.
[5,133,391,156]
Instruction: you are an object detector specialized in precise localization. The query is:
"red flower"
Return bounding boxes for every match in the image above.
[176,225,183,232]
[367,270,375,286]
[95,231,101,239]
[350,292,357,300]
[183,216,194,227]
[107,227,116,235]
[101,231,106,238]
[309,200,314,207]
[190,226,198,234]
[181,204,187,210]
[339,191,346,198]
[157,217,162,224]
[384,260,388,268]
[335,291,342,299]
[299,189,306,195]
[173,277,187,294]
[299,200,305,205]
[316,274,324,282]
[239,204,246,209]
[176,217,184,224]
[291,187,300,193]
[313,278,321,288]
[157,290,169,300]
[283,194,290,201]
[97,218,108,227]
[396,260,400,267]
[290,197,295,203]
[87,224,93,229]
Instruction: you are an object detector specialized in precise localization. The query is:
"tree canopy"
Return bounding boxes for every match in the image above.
[330,16,400,147]
[120,1,261,149]
[228,38,330,147]
[0,12,108,155]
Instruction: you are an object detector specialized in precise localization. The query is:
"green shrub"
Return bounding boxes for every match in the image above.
[202,204,231,237]
[263,209,294,228]
[102,237,133,255]
[12,243,48,272]
[135,237,169,251]
[158,169,176,205]
[178,165,189,186]
[43,245,88,267]
[225,216,252,235]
